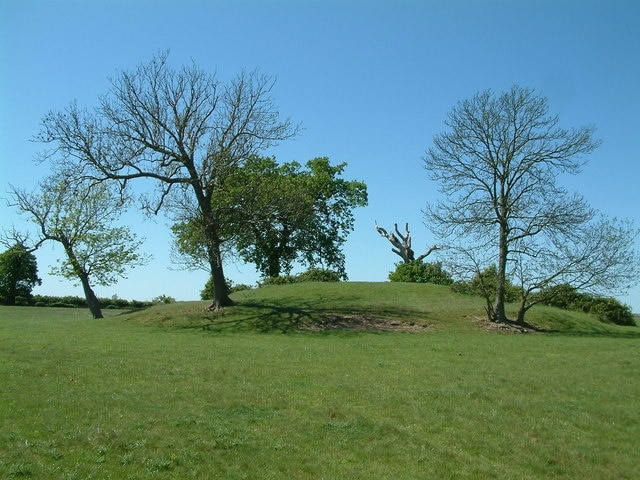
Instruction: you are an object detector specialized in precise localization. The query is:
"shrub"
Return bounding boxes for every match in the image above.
[230,284,252,293]
[259,275,298,286]
[297,268,341,283]
[200,277,233,300]
[388,261,453,285]
[450,265,521,302]
[15,296,32,306]
[102,296,130,309]
[152,294,176,304]
[129,300,149,310]
[260,268,341,286]
[589,297,636,326]
[51,302,77,308]
[535,284,636,326]
[535,284,592,312]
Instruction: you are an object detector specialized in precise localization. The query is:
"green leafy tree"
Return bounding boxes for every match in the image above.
[424,85,639,324]
[174,156,367,280]
[35,52,297,309]
[232,157,367,278]
[0,244,41,305]
[8,175,147,318]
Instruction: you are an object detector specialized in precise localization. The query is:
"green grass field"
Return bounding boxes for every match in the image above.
[1,283,639,479]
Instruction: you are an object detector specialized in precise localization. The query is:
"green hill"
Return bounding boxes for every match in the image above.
[121,282,639,337]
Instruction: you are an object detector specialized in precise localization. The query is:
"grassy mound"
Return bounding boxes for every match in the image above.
[121,282,638,336]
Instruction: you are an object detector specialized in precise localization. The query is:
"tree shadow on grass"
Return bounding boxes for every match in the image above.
[194,297,430,334]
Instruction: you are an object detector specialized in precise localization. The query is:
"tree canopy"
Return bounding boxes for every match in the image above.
[423,85,639,324]
[8,175,147,318]
[0,244,41,305]
[172,156,368,279]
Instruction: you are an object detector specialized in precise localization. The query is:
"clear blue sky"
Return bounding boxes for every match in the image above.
[1,0,639,311]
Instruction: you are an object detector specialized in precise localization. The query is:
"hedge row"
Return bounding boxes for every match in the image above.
[14,295,152,310]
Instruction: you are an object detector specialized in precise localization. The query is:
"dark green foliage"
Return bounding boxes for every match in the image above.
[451,265,522,302]
[201,277,232,301]
[0,244,41,305]
[175,156,367,280]
[230,284,252,293]
[33,295,87,308]
[536,284,635,326]
[200,277,251,300]
[296,268,342,283]
[388,261,453,285]
[535,284,592,311]
[589,297,635,326]
[259,268,341,287]
[259,275,299,287]
[19,295,150,310]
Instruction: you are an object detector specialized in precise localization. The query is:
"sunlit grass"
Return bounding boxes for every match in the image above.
[1,283,639,479]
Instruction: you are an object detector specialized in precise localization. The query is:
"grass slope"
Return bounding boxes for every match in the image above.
[1,283,639,479]
[124,282,639,336]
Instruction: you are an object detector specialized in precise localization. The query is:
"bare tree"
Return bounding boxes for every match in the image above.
[35,52,299,309]
[375,222,440,263]
[509,215,639,323]
[423,85,638,324]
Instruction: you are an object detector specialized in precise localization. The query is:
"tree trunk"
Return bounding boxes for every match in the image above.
[494,220,509,323]
[515,293,530,325]
[207,238,233,310]
[5,284,17,306]
[79,273,103,319]
[61,239,103,318]
[197,194,233,310]
[266,254,281,278]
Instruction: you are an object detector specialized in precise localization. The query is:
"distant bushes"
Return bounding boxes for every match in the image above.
[446,268,635,326]
[200,277,252,300]
[260,268,342,287]
[388,261,453,285]
[297,268,342,283]
[199,268,341,298]
[535,284,635,326]
[24,295,151,310]
[450,265,522,303]
[152,294,176,304]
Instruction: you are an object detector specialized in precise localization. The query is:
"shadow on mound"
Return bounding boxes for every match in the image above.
[196,299,431,334]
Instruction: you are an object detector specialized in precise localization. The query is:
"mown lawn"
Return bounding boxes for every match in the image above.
[1,284,639,479]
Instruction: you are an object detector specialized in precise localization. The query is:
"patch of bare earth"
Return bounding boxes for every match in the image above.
[470,316,538,334]
[304,314,431,332]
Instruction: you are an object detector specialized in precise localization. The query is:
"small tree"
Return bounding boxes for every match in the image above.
[0,244,41,305]
[8,175,147,318]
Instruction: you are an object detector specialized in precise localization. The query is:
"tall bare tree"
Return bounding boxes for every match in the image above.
[423,85,638,324]
[36,52,298,309]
